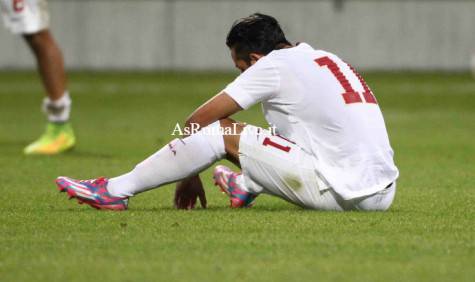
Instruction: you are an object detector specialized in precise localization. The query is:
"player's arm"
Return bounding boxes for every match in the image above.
[185,55,279,129]
[184,91,242,131]
[174,92,241,210]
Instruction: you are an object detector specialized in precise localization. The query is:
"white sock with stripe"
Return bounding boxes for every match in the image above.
[107,121,226,197]
[42,92,72,123]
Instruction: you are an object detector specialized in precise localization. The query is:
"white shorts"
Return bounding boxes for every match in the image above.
[0,0,49,34]
[238,125,396,211]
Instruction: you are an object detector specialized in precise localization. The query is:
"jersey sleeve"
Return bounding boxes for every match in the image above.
[223,57,280,110]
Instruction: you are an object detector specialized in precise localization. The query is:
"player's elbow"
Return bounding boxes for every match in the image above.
[183,116,205,136]
[184,117,199,130]
[184,114,222,136]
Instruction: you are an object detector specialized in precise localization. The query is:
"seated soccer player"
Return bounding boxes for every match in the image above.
[1,0,75,154]
[55,13,399,211]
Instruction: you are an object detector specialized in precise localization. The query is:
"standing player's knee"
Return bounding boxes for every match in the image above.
[23,30,53,50]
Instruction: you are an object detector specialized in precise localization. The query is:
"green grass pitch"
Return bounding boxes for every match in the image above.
[0,71,474,281]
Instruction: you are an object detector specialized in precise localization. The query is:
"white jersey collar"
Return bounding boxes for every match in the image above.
[295,42,314,50]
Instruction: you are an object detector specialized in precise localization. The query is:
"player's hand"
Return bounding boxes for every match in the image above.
[174,175,207,209]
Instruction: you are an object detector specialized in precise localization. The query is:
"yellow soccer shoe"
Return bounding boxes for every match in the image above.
[24,122,76,155]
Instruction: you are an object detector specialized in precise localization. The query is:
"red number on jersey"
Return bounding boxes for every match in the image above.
[13,0,25,12]
[262,137,291,153]
[315,56,377,104]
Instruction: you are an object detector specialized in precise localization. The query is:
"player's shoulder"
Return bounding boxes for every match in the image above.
[254,43,345,75]
[270,43,339,59]
[246,52,280,73]
[270,43,315,56]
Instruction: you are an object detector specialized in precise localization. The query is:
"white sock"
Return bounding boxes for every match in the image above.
[108,121,226,197]
[42,92,72,123]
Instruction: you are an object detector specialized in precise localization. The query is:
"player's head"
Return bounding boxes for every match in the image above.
[226,13,291,72]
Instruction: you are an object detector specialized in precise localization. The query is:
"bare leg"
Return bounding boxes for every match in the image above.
[23,29,67,101]
[22,29,75,155]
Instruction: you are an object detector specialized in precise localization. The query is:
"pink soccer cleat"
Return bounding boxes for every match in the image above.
[213,165,256,208]
[55,176,128,211]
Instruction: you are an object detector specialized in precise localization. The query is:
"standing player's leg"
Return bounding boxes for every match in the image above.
[22,29,75,155]
[0,0,75,154]
[23,29,66,102]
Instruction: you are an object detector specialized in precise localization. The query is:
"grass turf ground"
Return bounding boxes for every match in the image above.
[0,71,474,282]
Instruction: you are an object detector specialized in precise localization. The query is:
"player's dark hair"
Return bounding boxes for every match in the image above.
[226,13,291,63]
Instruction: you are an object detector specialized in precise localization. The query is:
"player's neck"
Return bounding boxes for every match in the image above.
[275,43,293,50]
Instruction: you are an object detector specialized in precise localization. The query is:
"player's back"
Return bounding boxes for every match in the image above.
[264,43,399,199]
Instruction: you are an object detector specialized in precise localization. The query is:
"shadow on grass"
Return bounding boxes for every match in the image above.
[0,139,116,160]
[0,139,27,152]
[48,205,303,213]
[49,195,405,214]
[60,149,115,159]
[0,139,28,145]
[128,205,309,213]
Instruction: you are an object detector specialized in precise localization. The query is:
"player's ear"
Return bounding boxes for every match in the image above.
[249,53,264,65]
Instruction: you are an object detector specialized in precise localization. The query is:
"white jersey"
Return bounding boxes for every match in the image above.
[224,43,399,200]
[0,0,49,34]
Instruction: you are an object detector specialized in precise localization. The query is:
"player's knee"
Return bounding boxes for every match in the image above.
[23,30,52,49]
[355,188,396,212]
